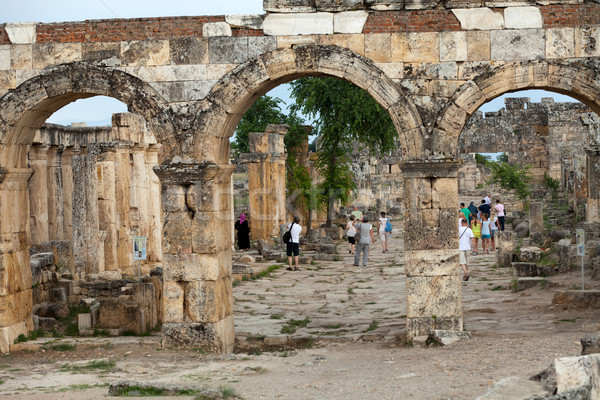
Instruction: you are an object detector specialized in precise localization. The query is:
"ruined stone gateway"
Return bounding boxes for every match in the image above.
[1,0,600,353]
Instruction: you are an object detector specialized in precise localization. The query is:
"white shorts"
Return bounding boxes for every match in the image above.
[459,250,469,265]
[379,231,389,242]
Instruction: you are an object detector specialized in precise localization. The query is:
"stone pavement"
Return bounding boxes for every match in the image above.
[234,224,579,344]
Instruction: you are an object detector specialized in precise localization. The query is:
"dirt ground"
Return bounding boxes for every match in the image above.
[1,229,599,400]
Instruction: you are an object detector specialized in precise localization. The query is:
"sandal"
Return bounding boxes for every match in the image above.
[286,267,293,271]
[293,267,299,271]
[463,274,470,281]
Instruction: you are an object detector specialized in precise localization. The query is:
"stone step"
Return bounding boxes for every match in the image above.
[515,277,549,291]
[552,290,600,308]
[512,262,540,277]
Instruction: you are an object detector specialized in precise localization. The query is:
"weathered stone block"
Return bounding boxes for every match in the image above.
[121,40,169,66]
[581,334,600,356]
[575,27,600,58]
[184,279,232,323]
[557,238,572,272]
[546,28,575,59]
[209,37,248,64]
[519,246,543,262]
[97,298,146,334]
[491,29,545,61]
[263,0,317,13]
[78,313,92,331]
[5,23,36,44]
[391,32,439,63]
[555,354,600,395]
[203,22,232,38]
[513,262,540,277]
[365,0,404,10]
[0,250,32,295]
[495,231,514,268]
[163,251,231,282]
[406,275,462,319]
[428,330,472,346]
[163,281,184,323]
[315,0,362,11]
[162,315,234,352]
[516,277,548,291]
[82,42,121,66]
[0,321,28,353]
[504,6,543,29]
[466,31,490,61]
[333,11,368,34]
[365,34,391,63]
[170,37,209,65]
[452,8,503,30]
[553,290,600,308]
[404,249,459,277]
[0,47,9,71]
[406,316,462,338]
[264,13,334,36]
[440,31,467,62]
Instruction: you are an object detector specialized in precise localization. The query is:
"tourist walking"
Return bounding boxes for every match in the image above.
[468,201,478,223]
[470,215,481,255]
[490,212,499,251]
[285,216,302,271]
[481,213,491,254]
[346,215,357,254]
[459,203,470,220]
[377,212,391,253]
[479,199,491,219]
[351,205,363,222]
[484,193,491,205]
[459,218,474,281]
[353,217,375,267]
[494,199,506,231]
[234,214,250,251]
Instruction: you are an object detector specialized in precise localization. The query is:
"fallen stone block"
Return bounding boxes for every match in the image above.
[513,262,540,277]
[519,246,543,262]
[555,354,600,396]
[581,334,600,356]
[428,330,472,346]
[237,255,256,264]
[78,313,92,332]
[552,290,600,308]
[475,376,548,400]
[232,264,254,275]
[516,278,548,291]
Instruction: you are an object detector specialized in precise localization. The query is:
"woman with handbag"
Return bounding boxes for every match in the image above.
[346,215,357,254]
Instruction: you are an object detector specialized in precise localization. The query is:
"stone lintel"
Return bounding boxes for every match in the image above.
[0,167,34,185]
[154,163,235,185]
[399,159,462,178]
[265,124,290,134]
[239,153,287,163]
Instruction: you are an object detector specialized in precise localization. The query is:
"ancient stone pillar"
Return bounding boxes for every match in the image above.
[155,163,235,352]
[399,159,463,339]
[243,124,288,242]
[586,146,600,223]
[0,167,34,352]
[529,201,544,244]
[495,231,514,268]
[146,144,162,264]
[114,146,133,271]
[28,144,50,245]
[71,149,100,278]
[46,146,64,241]
[96,146,119,271]
[61,147,74,243]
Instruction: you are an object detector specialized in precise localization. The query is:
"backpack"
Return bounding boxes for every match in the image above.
[353,223,361,242]
[384,219,392,233]
[283,222,294,244]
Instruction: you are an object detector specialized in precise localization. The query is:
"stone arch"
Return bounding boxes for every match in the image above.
[434,59,600,158]
[0,62,175,352]
[0,62,176,167]
[191,44,425,164]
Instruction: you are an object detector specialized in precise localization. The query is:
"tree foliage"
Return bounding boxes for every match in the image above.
[488,161,533,200]
[289,77,397,226]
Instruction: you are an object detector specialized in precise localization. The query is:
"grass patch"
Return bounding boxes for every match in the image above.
[61,359,115,373]
[246,335,265,342]
[45,343,76,352]
[113,385,200,397]
[347,287,355,294]
[323,324,343,329]
[490,285,505,291]
[362,320,379,333]
[269,314,283,320]
[280,318,310,334]
[13,328,45,344]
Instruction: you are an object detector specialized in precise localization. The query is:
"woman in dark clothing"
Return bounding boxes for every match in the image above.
[235,214,250,251]
[467,201,478,224]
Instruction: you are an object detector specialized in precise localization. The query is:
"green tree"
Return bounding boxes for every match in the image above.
[234,96,286,154]
[488,161,533,200]
[289,77,397,226]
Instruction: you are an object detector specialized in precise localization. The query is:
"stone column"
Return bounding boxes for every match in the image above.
[71,149,100,278]
[0,167,34,353]
[146,144,162,264]
[96,146,119,271]
[155,163,235,352]
[46,146,64,241]
[114,146,133,272]
[61,147,74,244]
[586,146,600,223]
[28,144,50,245]
[495,231,514,268]
[242,124,288,242]
[529,201,544,244]
[399,159,463,339]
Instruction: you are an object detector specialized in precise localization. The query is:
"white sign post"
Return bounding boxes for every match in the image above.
[576,229,585,290]
[133,236,147,280]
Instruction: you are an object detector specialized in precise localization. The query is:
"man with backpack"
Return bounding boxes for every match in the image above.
[284,216,302,271]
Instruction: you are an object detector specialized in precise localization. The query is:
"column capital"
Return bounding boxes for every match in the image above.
[399,158,462,178]
[154,163,235,185]
[239,153,287,163]
[0,167,34,184]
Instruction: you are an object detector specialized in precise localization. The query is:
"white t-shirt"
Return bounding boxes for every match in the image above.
[346,221,356,236]
[484,196,491,205]
[287,222,302,243]
[491,217,498,231]
[378,217,388,233]
[459,226,474,250]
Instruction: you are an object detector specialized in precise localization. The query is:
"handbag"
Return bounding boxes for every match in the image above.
[283,222,294,244]
[384,219,392,233]
[353,223,361,242]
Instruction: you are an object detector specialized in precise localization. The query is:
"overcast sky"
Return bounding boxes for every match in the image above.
[3,1,579,127]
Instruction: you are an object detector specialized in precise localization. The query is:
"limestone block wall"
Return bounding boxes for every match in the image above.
[28,113,162,279]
